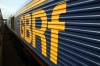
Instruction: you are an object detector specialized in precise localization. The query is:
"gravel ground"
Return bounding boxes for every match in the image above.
[2,26,26,66]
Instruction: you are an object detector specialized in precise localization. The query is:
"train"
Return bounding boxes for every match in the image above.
[0,9,3,35]
[6,0,100,66]
[0,9,3,66]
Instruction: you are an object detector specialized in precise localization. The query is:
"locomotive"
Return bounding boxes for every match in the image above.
[6,0,100,66]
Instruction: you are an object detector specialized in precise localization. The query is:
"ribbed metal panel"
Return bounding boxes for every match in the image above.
[7,17,11,28]
[13,0,100,66]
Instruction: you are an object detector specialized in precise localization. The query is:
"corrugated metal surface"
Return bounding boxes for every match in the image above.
[13,0,100,66]
[7,17,11,28]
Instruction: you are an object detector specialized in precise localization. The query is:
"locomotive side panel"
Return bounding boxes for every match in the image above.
[12,0,100,66]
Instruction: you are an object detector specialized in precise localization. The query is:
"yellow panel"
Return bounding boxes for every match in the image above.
[20,16,25,39]
[24,14,32,43]
[32,10,47,57]
[48,2,67,64]
[14,0,47,17]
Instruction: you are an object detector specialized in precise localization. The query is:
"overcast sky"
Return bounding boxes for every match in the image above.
[0,0,32,19]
